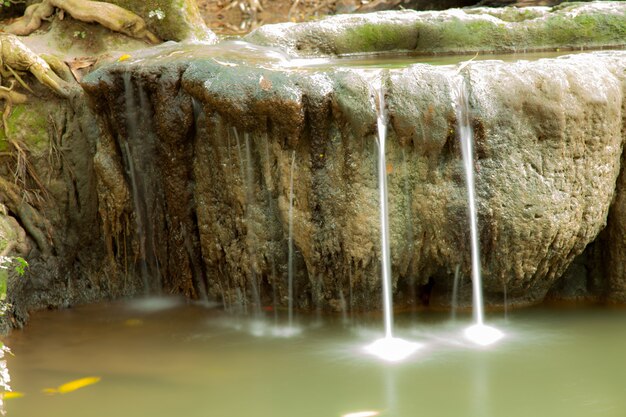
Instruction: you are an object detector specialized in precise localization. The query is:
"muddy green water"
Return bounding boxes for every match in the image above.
[2,300,626,417]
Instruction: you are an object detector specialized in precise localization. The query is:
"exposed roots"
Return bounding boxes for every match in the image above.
[0,33,70,97]
[0,176,51,256]
[5,0,160,44]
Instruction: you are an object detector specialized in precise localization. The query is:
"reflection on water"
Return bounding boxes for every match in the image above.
[2,302,626,417]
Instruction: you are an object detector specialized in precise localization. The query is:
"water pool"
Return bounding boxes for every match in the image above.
[2,300,626,417]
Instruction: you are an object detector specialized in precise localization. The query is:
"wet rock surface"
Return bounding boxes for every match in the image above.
[3,2,626,326]
[82,48,626,311]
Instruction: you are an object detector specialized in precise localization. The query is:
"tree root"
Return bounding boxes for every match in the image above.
[0,33,70,97]
[5,0,160,44]
[0,177,51,256]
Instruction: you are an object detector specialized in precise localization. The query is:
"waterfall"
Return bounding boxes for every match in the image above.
[374,81,394,340]
[121,72,161,294]
[363,73,420,362]
[455,78,484,326]
[453,71,504,346]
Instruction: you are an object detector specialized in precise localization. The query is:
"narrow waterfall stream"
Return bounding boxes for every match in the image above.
[453,72,504,346]
[121,72,162,294]
[363,73,420,362]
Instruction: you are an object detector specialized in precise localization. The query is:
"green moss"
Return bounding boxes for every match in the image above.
[413,9,626,54]
[339,22,418,54]
[106,0,214,42]
[415,19,515,53]
[530,13,626,48]
[0,103,50,155]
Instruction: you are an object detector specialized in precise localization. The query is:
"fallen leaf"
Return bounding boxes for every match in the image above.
[118,54,132,62]
[44,377,101,395]
[3,391,25,399]
[65,57,97,82]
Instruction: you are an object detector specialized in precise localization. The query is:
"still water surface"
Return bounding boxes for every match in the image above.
[3,300,626,417]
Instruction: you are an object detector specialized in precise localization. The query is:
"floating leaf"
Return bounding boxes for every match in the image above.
[3,391,24,399]
[118,54,131,62]
[124,318,143,327]
[44,377,101,394]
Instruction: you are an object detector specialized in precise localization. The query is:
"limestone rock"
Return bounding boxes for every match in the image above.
[244,2,626,56]
[83,48,626,309]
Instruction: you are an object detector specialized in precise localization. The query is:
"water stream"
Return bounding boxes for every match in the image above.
[287,150,296,330]
[121,73,161,294]
[364,74,419,362]
[454,73,503,346]
[373,80,394,340]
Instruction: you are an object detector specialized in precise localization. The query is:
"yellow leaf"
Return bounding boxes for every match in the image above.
[44,377,101,395]
[124,318,143,327]
[118,54,132,62]
[3,391,25,399]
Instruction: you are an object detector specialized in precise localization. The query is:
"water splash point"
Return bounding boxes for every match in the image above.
[464,324,504,346]
[363,337,421,362]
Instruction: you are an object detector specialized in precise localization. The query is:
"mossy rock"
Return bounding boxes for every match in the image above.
[0,213,18,256]
[105,0,216,42]
[245,1,626,56]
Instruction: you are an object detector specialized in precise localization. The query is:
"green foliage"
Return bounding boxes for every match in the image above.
[14,257,27,277]
[0,256,27,314]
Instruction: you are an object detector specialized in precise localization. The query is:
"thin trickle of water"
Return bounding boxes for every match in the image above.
[233,127,246,186]
[121,73,161,294]
[338,288,348,325]
[454,75,484,327]
[373,79,394,339]
[451,264,461,321]
[261,137,280,325]
[503,279,509,322]
[123,142,149,291]
[348,265,354,322]
[244,133,262,317]
[454,72,504,345]
[287,150,296,328]
[365,74,421,360]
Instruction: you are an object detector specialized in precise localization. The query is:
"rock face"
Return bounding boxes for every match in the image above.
[82,47,626,311]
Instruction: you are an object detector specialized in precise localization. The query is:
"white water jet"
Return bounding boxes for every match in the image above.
[451,264,461,321]
[364,74,420,362]
[374,79,393,339]
[454,72,503,346]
